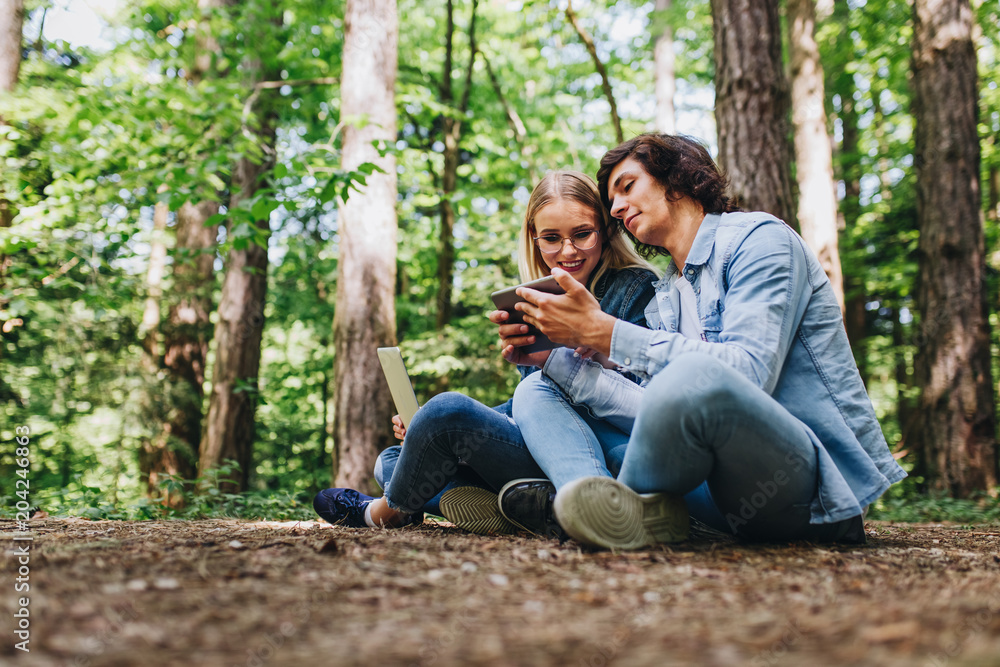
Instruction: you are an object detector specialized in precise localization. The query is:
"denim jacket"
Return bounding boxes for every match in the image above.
[493,265,658,416]
[545,212,906,524]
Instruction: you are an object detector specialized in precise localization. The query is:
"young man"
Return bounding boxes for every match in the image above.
[501,134,905,549]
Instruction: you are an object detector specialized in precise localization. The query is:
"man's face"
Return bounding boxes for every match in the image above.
[605,157,673,247]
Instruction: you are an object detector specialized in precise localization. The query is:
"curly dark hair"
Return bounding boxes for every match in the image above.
[596,134,738,258]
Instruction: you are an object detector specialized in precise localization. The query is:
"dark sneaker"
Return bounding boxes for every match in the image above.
[498,478,566,540]
[553,476,689,550]
[313,488,374,527]
[312,488,423,529]
[439,486,518,536]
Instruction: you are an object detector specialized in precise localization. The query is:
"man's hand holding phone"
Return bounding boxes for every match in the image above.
[514,268,617,357]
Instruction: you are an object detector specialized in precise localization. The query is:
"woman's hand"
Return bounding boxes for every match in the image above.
[391,415,406,441]
[515,268,617,356]
[489,309,552,367]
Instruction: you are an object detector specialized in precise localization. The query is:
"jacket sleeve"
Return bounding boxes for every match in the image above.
[609,222,811,394]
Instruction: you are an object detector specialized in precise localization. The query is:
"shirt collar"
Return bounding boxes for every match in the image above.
[684,212,721,268]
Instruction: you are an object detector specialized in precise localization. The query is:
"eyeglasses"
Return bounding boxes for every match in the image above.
[533,229,600,254]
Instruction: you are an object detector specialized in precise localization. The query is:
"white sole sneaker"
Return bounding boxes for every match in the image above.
[553,476,689,550]
[439,486,519,536]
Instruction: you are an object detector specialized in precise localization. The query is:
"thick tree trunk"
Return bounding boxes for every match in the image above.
[711,0,796,228]
[910,0,997,497]
[199,166,270,490]
[332,0,399,491]
[654,0,676,135]
[0,0,21,93]
[0,0,23,297]
[199,3,278,491]
[788,0,844,312]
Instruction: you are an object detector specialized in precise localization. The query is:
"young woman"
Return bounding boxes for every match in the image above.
[312,170,658,534]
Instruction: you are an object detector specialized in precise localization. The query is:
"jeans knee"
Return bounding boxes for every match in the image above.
[424,391,475,418]
[646,352,735,410]
[512,371,561,419]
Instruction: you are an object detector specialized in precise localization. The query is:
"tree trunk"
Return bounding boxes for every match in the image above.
[0,0,21,93]
[711,0,796,228]
[138,0,225,502]
[787,0,844,312]
[140,200,217,503]
[199,2,279,491]
[332,0,399,492]
[160,200,218,457]
[654,0,676,134]
[435,0,477,330]
[138,200,181,504]
[910,0,997,497]
[0,0,23,305]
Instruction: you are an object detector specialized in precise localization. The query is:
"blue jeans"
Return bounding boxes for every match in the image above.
[515,353,863,539]
[374,392,545,514]
[513,367,729,532]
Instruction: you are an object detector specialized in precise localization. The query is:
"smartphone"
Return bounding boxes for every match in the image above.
[490,275,566,353]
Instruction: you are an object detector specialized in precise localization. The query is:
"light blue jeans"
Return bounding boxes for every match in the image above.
[514,352,858,539]
[512,360,728,534]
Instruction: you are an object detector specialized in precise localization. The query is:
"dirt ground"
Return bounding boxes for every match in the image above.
[3,517,1000,667]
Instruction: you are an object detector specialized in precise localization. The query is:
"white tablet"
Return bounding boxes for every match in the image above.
[377,347,420,428]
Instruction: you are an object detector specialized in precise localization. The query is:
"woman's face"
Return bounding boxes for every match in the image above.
[532,198,603,285]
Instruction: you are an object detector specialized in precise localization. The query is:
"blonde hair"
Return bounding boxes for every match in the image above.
[517,170,657,288]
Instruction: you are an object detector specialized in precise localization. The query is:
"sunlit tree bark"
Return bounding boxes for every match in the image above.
[711,0,796,228]
[0,0,20,93]
[332,0,399,491]
[788,0,843,312]
[654,0,676,134]
[909,0,997,496]
[0,0,23,281]
[0,0,23,402]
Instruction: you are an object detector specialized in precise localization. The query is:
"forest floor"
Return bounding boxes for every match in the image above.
[3,517,1000,667]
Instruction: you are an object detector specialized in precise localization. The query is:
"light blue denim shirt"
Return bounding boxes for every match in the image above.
[545,211,906,524]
